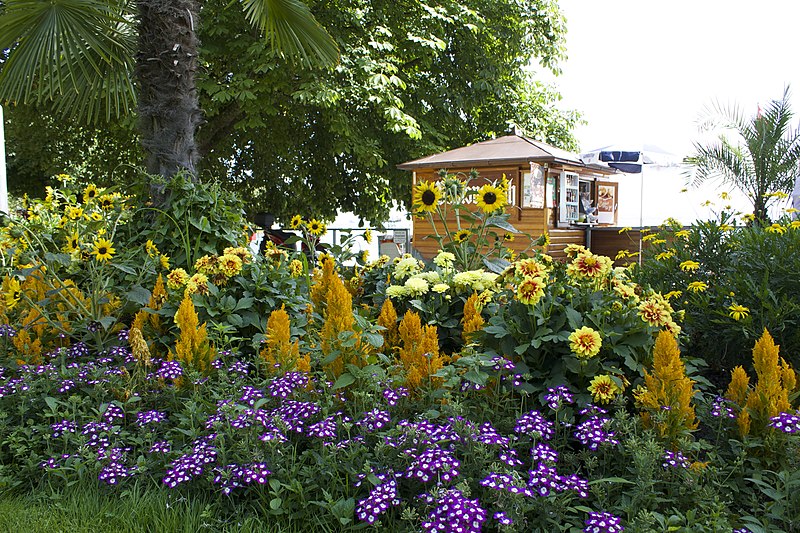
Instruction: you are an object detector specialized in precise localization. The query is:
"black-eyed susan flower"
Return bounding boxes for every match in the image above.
[289,215,303,229]
[503,232,514,242]
[92,238,115,262]
[588,374,620,404]
[3,276,22,310]
[364,228,373,244]
[728,304,750,321]
[65,232,80,253]
[679,260,700,272]
[475,183,506,213]
[413,181,442,214]
[307,219,326,236]
[687,281,708,293]
[453,229,472,244]
[159,255,170,270]
[674,230,690,239]
[766,223,786,235]
[98,194,115,210]
[145,239,159,257]
[65,206,83,220]
[83,184,99,203]
[569,326,602,359]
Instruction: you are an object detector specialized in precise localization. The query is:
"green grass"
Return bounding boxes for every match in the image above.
[0,482,314,533]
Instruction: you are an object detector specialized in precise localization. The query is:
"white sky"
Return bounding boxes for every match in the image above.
[542,1,800,224]
[551,0,800,157]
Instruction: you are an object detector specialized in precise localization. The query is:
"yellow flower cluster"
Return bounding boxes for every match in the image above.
[725,329,796,437]
[261,305,309,374]
[169,294,215,377]
[636,331,698,443]
[398,311,445,391]
[320,268,365,378]
[461,293,485,342]
[377,298,399,349]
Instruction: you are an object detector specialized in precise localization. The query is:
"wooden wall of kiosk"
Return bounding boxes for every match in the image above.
[410,164,611,262]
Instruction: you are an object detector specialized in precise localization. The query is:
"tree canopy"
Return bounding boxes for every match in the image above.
[2,0,580,223]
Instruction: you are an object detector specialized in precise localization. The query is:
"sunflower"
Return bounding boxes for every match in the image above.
[65,232,80,253]
[503,232,515,242]
[413,181,442,214]
[92,238,116,262]
[364,229,373,244]
[306,219,326,236]
[453,229,472,244]
[3,277,22,310]
[475,183,506,213]
[83,184,99,203]
[289,215,303,229]
[98,194,115,210]
[65,206,84,220]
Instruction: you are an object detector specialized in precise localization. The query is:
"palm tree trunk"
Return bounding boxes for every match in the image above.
[136,0,202,201]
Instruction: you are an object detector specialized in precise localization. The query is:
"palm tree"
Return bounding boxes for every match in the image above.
[0,0,337,194]
[685,87,800,221]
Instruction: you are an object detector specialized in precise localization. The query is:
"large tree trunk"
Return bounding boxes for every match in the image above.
[136,0,202,201]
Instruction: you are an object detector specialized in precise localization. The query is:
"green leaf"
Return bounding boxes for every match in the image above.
[226,314,243,327]
[332,373,356,390]
[44,397,59,412]
[269,497,282,510]
[43,252,73,266]
[234,297,255,311]
[125,285,151,307]
[565,307,582,329]
[483,257,510,274]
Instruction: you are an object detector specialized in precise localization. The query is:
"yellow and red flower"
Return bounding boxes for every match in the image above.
[569,326,602,359]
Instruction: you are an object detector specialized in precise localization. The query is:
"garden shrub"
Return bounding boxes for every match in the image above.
[635,211,800,373]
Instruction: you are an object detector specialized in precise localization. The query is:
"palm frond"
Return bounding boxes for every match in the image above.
[0,0,136,123]
[240,0,339,68]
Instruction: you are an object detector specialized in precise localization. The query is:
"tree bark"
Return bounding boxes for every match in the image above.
[136,0,202,201]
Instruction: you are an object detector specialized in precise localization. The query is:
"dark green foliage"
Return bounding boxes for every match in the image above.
[633,215,800,373]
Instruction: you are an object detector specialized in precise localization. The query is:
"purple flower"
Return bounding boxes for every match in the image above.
[0,324,17,337]
[528,462,561,497]
[150,441,171,453]
[227,360,249,375]
[574,415,618,451]
[421,489,486,533]
[480,472,535,497]
[584,511,624,533]
[662,450,690,469]
[157,360,183,380]
[470,422,510,447]
[356,472,401,524]
[268,372,308,399]
[359,409,391,433]
[514,410,554,440]
[499,449,523,467]
[405,446,461,483]
[383,387,409,407]
[544,385,574,410]
[103,403,125,423]
[239,385,265,406]
[494,511,513,526]
[51,419,77,438]
[710,396,736,419]
[531,442,559,464]
[163,436,218,488]
[769,412,800,434]
[212,463,271,495]
[136,410,167,426]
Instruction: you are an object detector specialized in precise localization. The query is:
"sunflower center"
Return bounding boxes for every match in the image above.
[483,192,497,204]
[98,247,108,255]
[421,190,437,206]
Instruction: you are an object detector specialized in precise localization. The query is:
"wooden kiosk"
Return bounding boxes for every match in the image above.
[398,134,619,260]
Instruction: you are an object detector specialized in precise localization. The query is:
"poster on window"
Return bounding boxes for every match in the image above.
[596,181,618,225]
[522,164,545,208]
